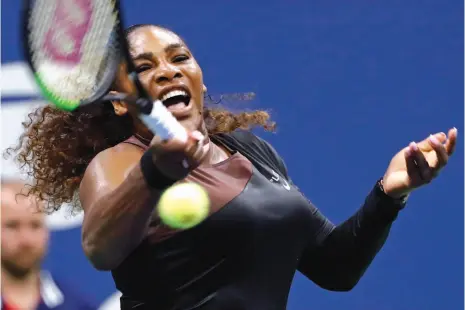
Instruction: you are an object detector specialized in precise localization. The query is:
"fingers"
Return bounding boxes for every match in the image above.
[445,127,458,156]
[405,146,423,186]
[417,132,446,151]
[148,130,207,180]
[427,134,448,170]
[183,131,209,167]
[150,131,203,153]
[405,142,432,181]
[185,131,206,158]
[406,128,458,184]
[149,130,206,168]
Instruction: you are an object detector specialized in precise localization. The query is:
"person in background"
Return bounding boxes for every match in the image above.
[1,179,98,310]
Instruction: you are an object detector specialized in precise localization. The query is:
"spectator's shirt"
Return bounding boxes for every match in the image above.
[1,271,98,310]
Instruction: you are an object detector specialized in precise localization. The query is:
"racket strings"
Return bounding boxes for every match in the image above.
[28,0,119,102]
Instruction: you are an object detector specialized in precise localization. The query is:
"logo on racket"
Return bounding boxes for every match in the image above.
[43,0,93,64]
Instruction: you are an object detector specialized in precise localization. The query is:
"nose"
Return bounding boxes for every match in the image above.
[18,229,38,247]
[153,61,182,84]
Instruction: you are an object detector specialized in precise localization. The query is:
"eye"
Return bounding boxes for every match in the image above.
[5,221,19,230]
[30,221,43,230]
[136,64,151,73]
[172,55,189,63]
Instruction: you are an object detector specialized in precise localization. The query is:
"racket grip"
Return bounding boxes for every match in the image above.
[140,100,188,143]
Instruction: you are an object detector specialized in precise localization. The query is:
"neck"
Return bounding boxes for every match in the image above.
[133,117,154,142]
[203,137,230,165]
[2,266,40,290]
[1,266,41,307]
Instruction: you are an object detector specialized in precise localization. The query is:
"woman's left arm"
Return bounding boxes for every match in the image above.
[298,128,458,291]
[297,180,404,291]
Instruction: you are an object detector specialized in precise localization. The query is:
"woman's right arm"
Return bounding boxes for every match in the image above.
[79,144,162,271]
[80,130,207,271]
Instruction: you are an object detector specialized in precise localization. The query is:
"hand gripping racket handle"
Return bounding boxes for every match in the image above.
[139,100,189,143]
[139,100,190,168]
[101,94,189,144]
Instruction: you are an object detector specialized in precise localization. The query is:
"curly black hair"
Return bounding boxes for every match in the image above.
[6,24,275,213]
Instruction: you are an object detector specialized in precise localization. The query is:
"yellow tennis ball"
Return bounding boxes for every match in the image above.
[157,182,210,229]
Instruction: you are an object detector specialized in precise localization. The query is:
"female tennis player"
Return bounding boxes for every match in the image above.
[11,24,457,309]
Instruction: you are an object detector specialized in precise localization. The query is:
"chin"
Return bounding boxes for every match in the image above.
[178,112,204,133]
[3,259,40,277]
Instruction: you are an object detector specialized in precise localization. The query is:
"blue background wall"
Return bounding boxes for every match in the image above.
[1,1,463,309]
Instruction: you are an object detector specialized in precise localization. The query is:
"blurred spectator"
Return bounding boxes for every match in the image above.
[1,179,98,310]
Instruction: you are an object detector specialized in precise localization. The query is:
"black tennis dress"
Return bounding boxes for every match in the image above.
[113,130,405,310]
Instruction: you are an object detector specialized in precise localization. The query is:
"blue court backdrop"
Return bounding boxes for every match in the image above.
[1,1,463,309]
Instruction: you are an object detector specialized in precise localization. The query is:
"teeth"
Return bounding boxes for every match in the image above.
[161,90,188,102]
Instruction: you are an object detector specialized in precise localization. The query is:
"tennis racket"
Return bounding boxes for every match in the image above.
[22,0,188,143]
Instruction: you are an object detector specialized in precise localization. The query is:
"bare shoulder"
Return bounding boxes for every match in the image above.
[85,143,144,178]
[79,143,145,209]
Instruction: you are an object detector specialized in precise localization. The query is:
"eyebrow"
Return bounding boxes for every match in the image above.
[132,43,186,61]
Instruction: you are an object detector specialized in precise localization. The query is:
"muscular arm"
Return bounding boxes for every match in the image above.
[79,144,161,271]
[297,183,404,291]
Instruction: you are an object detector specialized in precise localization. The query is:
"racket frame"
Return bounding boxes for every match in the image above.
[21,0,187,142]
[111,0,155,114]
[21,0,121,109]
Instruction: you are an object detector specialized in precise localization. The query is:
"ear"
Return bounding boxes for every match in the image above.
[109,91,129,116]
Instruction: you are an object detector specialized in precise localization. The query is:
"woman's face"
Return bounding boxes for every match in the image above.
[114,25,206,134]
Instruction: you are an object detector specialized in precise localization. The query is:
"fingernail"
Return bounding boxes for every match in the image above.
[410,142,418,151]
[405,147,412,157]
[429,134,440,145]
[190,131,205,141]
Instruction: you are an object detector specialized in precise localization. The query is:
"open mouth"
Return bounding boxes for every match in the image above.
[160,89,191,114]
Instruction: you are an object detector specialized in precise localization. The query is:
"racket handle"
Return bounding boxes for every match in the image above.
[139,100,188,143]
